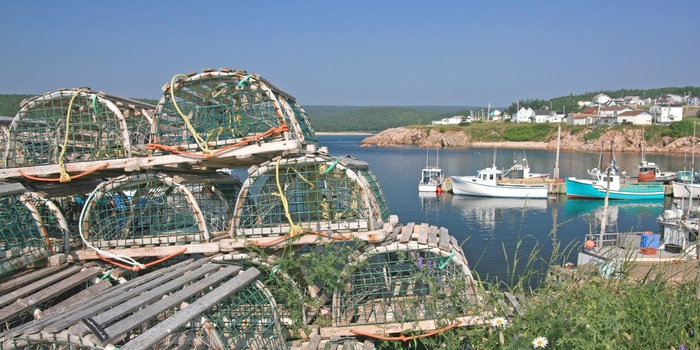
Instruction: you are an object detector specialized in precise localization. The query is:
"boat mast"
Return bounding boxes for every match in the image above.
[554,124,561,179]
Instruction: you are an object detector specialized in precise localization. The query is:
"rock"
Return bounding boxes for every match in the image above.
[361,126,699,154]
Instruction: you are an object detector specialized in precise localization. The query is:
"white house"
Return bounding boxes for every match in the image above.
[649,105,683,123]
[617,110,652,125]
[533,110,551,123]
[592,94,612,106]
[565,113,593,126]
[431,115,464,125]
[549,111,565,123]
[514,107,534,123]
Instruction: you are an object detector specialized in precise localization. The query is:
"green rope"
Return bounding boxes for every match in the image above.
[92,94,100,115]
[438,250,455,269]
[99,268,115,281]
[237,74,252,88]
[324,158,340,175]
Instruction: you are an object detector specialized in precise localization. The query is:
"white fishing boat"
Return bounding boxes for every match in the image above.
[450,165,548,198]
[418,148,443,192]
[503,151,550,180]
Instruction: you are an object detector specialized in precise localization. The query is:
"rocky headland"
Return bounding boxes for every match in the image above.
[361,127,697,154]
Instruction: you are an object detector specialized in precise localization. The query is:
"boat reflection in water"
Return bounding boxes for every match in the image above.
[565,199,662,233]
[450,195,547,230]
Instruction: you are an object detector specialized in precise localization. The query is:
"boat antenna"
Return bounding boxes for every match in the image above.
[425,147,429,168]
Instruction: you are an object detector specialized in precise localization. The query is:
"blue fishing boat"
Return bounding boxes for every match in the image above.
[566,172,664,200]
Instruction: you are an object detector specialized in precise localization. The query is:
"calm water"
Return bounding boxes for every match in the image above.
[317,134,691,284]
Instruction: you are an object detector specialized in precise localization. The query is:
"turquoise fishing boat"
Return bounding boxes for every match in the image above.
[566,172,664,200]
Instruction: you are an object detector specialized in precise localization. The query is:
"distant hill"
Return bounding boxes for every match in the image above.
[303,105,482,132]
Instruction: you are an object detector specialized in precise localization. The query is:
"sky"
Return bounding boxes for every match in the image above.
[1,1,698,108]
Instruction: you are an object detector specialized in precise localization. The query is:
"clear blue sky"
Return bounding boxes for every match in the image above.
[1,1,698,108]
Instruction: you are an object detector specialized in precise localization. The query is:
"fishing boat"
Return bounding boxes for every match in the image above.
[503,151,550,180]
[418,148,443,192]
[566,171,664,200]
[450,165,548,198]
[577,206,698,269]
[637,160,676,182]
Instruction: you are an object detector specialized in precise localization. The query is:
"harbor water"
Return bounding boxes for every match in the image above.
[315,134,691,284]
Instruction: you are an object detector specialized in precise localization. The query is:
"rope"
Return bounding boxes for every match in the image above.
[77,186,186,271]
[438,250,456,269]
[18,163,110,182]
[146,124,289,158]
[97,248,188,272]
[58,89,89,182]
[350,321,461,342]
[168,74,214,158]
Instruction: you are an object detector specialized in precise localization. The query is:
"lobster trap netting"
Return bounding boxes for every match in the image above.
[0,194,51,277]
[332,242,480,327]
[80,173,208,248]
[21,193,72,254]
[233,155,390,237]
[3,89,154,169]
[151,68,316,156]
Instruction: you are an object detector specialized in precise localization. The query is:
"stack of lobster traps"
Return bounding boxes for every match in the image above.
[0,68,487,349]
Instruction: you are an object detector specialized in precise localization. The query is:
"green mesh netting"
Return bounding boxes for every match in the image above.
[152,69,315,154]
[202,280,287,349]
[333,246,478,327]
[82,173,206,248]
[234,156,384,237]
[3,89,153,168]
[0,195,50,277]
[22,193,71,254]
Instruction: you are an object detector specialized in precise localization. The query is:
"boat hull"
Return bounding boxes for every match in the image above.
[450,176,548,198]
[672,182,700,199]
[565,177,664,200]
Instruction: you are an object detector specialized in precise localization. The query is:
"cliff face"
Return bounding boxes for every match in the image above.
[361,127,693,154]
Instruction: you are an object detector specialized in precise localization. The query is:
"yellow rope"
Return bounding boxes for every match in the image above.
[168,74,214,158]
[273,159,303,237]
[58,89,88,182]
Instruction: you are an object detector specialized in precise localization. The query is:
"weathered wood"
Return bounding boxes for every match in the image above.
[417,223,429,245]
[0,263,68,295]
[399,222,415,243]
[0,182,25,196]
[119,268,261,350]
[319,315,486,338]
[101,265,243,343]
[0,258,202,339]
[427,226,438,248]
[40,279,112,318]
[71,243,220,261]
[307,328,321,350]
[450,236,459,250]
[41,259,210,333]
[503,292,523,315]
[0,139,302,180]
[0,265,83,308]
[0,267,102,324]
[438,227,451,252]
[66,263,222,335]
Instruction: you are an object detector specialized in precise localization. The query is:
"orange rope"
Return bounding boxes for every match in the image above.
[350,321,462,342]
[97,247,188,272]
[146,124,289,159]
[18,163,110,182]
[252,228,354,247]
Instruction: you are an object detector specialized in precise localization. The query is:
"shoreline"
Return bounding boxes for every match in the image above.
[316,131,375,136]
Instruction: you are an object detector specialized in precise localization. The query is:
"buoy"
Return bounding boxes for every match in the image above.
[585,240,595,249]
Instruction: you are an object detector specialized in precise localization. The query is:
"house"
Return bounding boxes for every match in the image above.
[549,111,565,123]
[592,94,612,106]
[514,107,534,123]
[649,105,684,123]
[431,115,463,125]
[565,113,593,126]
[687,97,700,106]
[617,110,652,125]
[489,110,502,121]
[533,110,551,123]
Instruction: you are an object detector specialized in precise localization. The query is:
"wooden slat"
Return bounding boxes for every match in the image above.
[42,259,210,333]
[1,258,203,339]
[119,268,261,350]
[438,227,451,252]
[64,263,222,335]
[399,222,415,243]
[427,226,438,248]
[417,223,429,245]
[319,315,486,338]
[40,279,112,318]
[102,265,243,343]
[0,267,101,324]
[503,292,523,315]
[71,243,220,261]
[0,263,68,295]
[450,236,459,250]
[0,265,83,308]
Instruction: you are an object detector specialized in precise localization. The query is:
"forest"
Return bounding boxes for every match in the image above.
[1,86,698,132]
